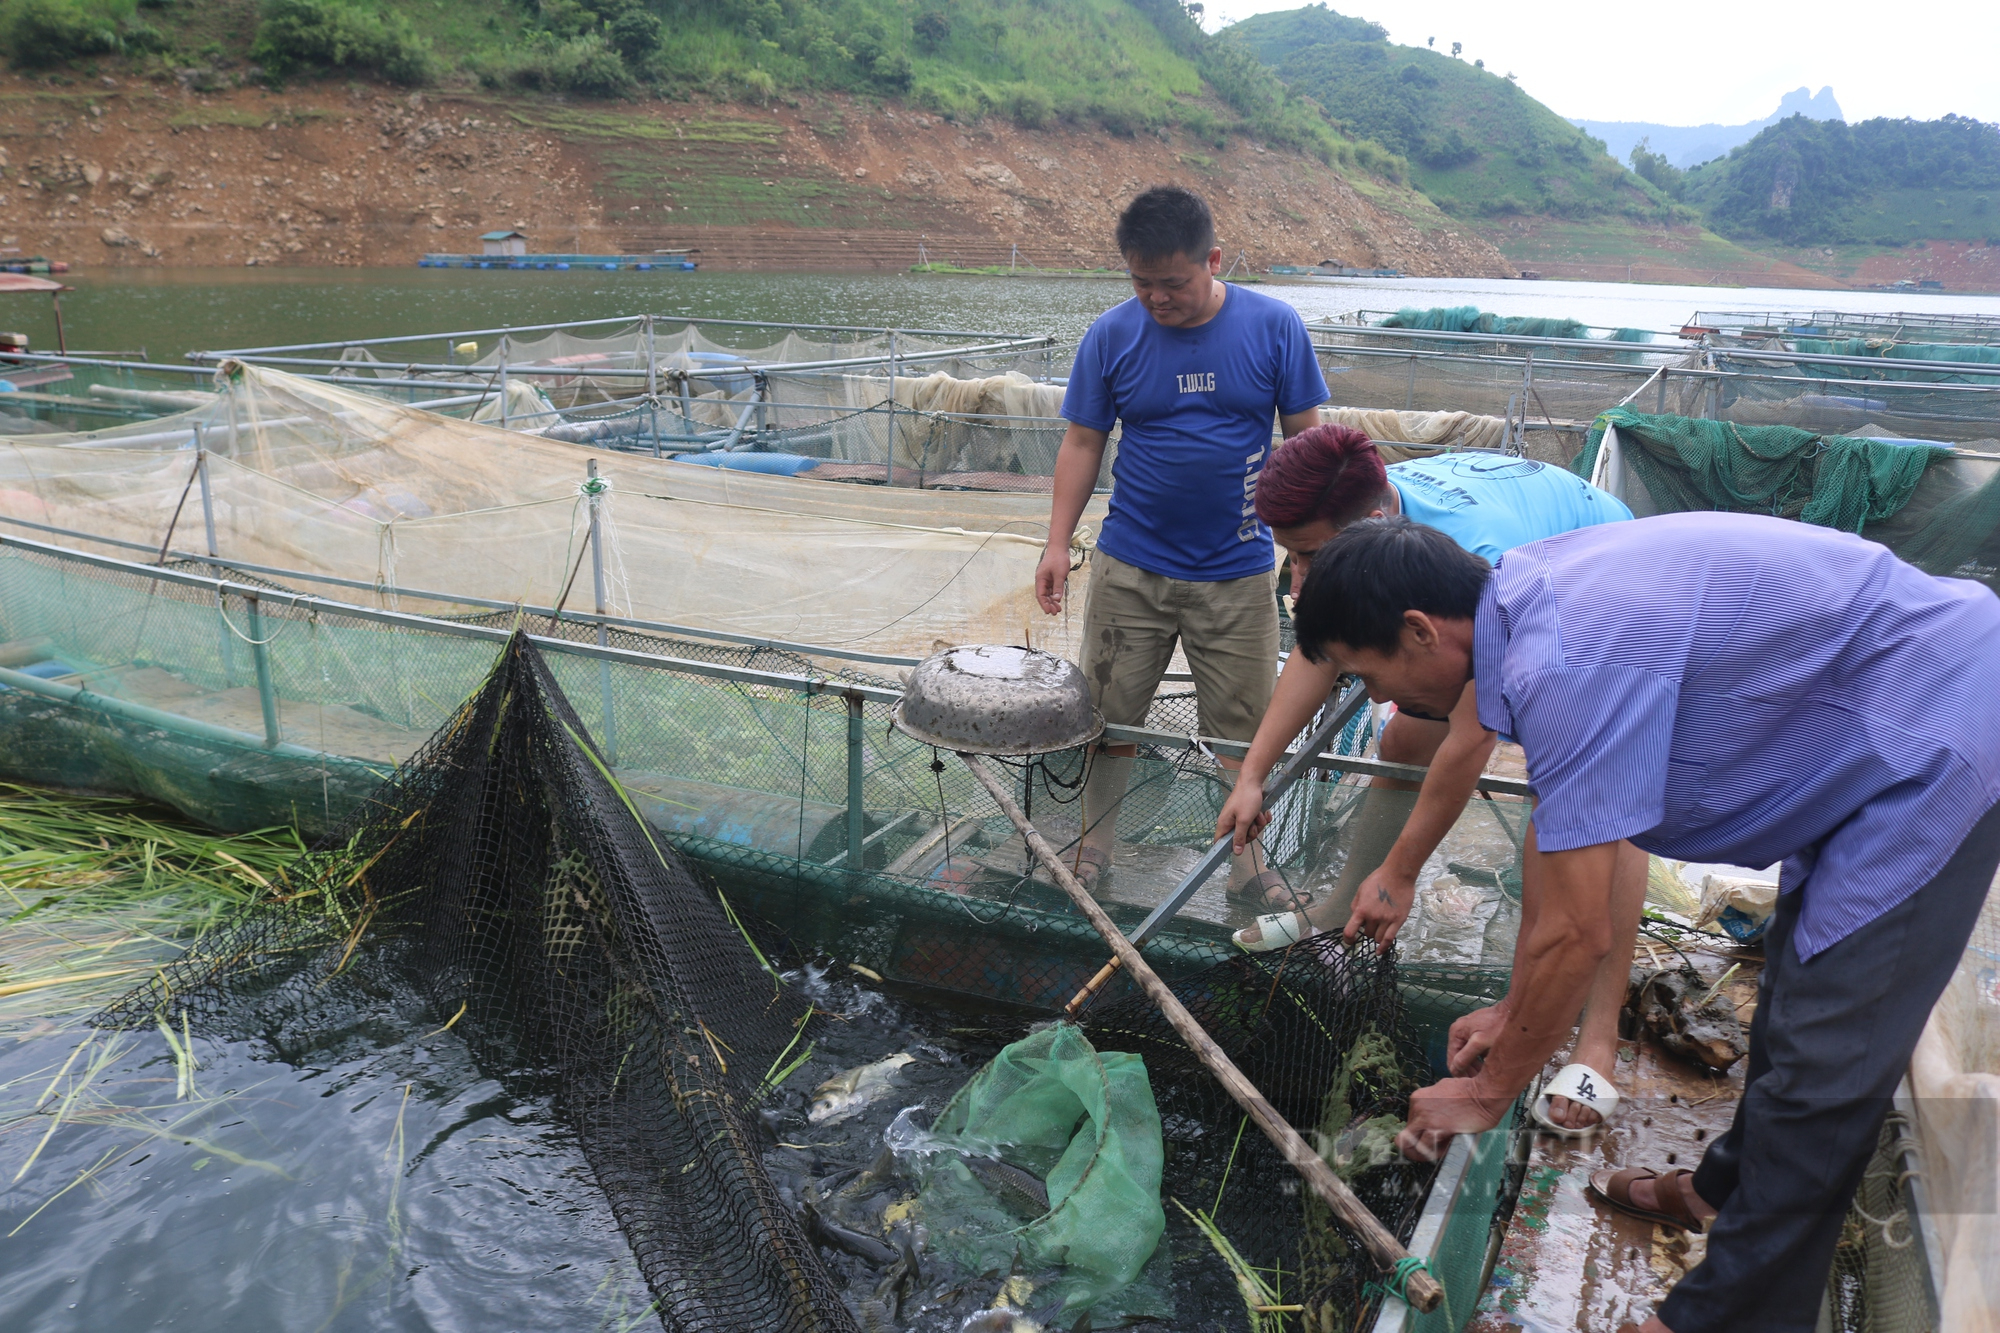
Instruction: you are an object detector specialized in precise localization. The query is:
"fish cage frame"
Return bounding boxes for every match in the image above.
[0,524,1517,1013]
[1691,309,2000,346]
[1307,324,2000,448]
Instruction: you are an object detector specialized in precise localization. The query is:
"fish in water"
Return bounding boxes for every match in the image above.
[960,1154,1050,1218]
[802,1198,900,1266]
[958,1313,1044,1333]
[809,1053,917,1125]
[872,1224,924,1320]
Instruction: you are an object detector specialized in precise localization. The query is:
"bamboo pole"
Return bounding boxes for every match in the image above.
[956,751,1444,1314]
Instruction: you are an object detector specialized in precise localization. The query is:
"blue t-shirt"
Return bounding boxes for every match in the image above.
[1062,285,1328,581]
[1472,513,2000,959]
[1388,454,1632,565]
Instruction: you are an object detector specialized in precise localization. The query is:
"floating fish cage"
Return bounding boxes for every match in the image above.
[1307,322,2000,461]
[0,529,1521,1329]
[1691,308,2000,347]
[182,315,1086,492]
[417,251,699,270]
[0,352,237,433]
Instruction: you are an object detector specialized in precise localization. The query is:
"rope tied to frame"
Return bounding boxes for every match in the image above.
[1361,1255,1435,1306]
[577,474,612,499]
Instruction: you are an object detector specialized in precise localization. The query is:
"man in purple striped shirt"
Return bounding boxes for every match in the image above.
[1291,512,2000,1333]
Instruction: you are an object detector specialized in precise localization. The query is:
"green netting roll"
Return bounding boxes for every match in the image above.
[1376,307,1591,340]
[916,1022,1171,1324]
[1790,338,2000,382]
[1573,406,1949,533]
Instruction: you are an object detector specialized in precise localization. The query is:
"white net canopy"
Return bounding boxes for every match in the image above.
[0,362,1104,659]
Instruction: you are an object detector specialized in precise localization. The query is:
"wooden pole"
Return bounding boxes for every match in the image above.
[956,751,1444,1314]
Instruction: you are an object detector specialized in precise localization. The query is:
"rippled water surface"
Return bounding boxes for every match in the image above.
[0,975,656,1333]
[13,267,2000,365]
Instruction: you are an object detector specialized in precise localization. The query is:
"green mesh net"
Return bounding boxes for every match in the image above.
[1790,338,2000,381]
[1377,307,1587,340]
[1574,406,1950,533]
[914,1022,1173,1324]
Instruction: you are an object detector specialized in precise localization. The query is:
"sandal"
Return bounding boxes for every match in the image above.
[1067,845,1111,892]
[1232,910,1317,953]
[1228,869,1314,913]
[1586,1167,1713,1233]
[1532,1062,1621,1137]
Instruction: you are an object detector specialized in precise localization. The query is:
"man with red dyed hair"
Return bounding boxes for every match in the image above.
[1037,185,1327,909]
[1220,424,1633,1133]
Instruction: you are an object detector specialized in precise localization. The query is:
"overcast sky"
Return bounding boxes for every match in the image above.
[1201,0,2000,127]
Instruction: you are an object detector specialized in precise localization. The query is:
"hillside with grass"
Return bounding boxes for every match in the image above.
[0,0,1513,275]
[0,0,1407,176]
[1681,113,2000,248]
[1223,5,1674,222]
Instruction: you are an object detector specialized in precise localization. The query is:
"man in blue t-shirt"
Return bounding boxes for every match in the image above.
[1038,185,1327,904]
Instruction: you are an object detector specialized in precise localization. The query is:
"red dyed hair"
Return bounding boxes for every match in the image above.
[1255,424,1390,530]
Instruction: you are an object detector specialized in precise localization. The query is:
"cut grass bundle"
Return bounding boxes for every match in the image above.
[0,782,312,1035]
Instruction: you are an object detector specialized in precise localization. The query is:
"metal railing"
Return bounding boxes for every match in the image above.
[0,532,1518,908]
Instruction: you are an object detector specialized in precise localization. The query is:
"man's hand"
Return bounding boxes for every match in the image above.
[1396,1077,1508,1163]
[1446,1001,1511,1077]
[1342,866,1416,954]
[1215,780,1270,854]
[1035,546,1071,616]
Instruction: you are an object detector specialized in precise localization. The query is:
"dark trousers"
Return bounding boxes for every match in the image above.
[1659,798,2000,1333]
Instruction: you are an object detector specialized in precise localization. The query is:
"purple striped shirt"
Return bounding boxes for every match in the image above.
[1473,513,2000,959]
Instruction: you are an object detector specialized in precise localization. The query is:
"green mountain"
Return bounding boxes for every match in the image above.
[1223,5,1677,222]
[1683,113,2000,247]
[0,0,1398,176]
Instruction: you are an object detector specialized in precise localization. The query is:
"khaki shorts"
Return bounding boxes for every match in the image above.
[1078,550,1279,740]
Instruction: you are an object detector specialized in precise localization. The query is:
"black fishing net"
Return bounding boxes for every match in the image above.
[1084,930,1440,1330]
[95,631,860,1333]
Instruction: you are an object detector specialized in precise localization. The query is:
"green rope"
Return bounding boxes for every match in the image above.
[1362,1255,1433,1306]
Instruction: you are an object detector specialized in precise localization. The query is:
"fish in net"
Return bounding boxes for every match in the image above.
[95,630,859,1333]
[1082,931,1441,1330]
[87,627,1447,1330]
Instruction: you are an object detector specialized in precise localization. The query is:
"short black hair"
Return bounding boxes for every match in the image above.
[1293,516,1491,660]
[1115,185,1217,262]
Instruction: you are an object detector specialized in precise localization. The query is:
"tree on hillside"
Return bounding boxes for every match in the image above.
[1629,137,1684,199]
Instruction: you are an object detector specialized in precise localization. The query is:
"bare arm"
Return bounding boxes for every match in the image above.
[1398,839,1617,1160]
[1278,408,1323,441]
[1216,651,1341,851]
[1345,683,1498,950]
[1036,422,1111,615]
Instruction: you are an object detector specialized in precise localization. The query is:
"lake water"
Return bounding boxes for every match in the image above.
[13,268,2000,366]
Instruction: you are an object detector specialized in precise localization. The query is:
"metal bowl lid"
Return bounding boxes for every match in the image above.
[891,644,1103,756]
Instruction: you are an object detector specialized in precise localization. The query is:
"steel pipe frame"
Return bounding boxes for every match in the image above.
[198,313,1039,360]
[0,531,1499,790]
[189,336,1058,380]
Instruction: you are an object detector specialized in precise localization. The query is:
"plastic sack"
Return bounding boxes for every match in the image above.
[914,1022,1170,1325]
[1696,872,1779,943]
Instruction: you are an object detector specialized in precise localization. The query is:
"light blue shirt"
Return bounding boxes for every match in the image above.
[1473,512,2000,959]
[1389,455,1631,565]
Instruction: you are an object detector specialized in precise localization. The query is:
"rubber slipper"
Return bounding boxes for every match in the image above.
[1068,845,1110,891]
[1232,910,1316,953]
[1228,868,1314,913]
[1586,1167,1711,1233]
[1533,1062,1620,1137]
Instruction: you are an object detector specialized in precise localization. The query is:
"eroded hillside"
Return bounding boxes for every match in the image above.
[0,78,1512,275]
